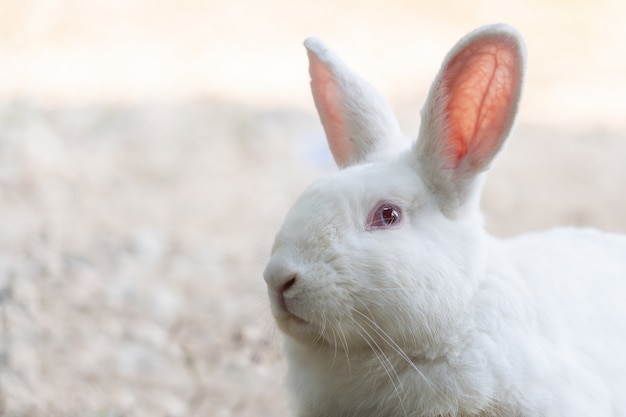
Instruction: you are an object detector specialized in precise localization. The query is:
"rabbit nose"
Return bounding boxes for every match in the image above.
[279,275,297,294]
[263,260,298,292]
[264,267,299,313]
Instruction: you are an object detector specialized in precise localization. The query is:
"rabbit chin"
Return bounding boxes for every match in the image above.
[269,306,336,349]
[274,315,324,346]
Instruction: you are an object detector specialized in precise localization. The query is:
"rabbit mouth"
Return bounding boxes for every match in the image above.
[286,312,308,325]
[274,292,309,325]
[280,305,309,326]
[274,309,311,338]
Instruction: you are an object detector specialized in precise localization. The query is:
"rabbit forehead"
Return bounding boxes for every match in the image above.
[311,159,421,203]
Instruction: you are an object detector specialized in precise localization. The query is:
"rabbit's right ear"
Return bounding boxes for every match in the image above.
[415,24,525,215]
[305,38,403,168]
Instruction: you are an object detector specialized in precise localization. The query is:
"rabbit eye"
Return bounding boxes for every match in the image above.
[367,202,402,231]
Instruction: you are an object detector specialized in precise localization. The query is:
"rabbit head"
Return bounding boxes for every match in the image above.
[264,24,525,359]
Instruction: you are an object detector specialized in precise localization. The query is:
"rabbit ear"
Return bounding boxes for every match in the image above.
[415,24,525,214]
[305,37,403,168]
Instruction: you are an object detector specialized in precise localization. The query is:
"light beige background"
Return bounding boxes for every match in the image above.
[0,0,624,416]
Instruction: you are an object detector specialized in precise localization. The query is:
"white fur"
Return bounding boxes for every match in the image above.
[263,24,626,417]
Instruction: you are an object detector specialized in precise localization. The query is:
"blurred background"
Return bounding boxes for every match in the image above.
[0,0,625,416]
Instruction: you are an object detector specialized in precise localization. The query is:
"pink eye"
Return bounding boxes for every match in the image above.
[367,202,402,231]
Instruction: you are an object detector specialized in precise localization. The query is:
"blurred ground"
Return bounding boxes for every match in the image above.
[0,1,625,416]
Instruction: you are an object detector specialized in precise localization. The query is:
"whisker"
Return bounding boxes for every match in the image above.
[311,299,327,346]
[336,320,352,375]
[349,299,449,403]
[352,318,409,417]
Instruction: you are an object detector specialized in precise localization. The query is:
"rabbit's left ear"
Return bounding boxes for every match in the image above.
[305,38,403,168]
[415,24,525,214]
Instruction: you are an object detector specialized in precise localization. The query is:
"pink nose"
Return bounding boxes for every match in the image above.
[263,260,300,315]
[276,274,297,312]
[280,275,297,294]
[263,259,298,292]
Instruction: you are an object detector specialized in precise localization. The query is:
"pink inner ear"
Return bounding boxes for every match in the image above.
[443,37,521,168]
[307,50,355,167]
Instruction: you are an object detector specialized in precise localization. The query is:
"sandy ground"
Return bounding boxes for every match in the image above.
[0,1,625,416]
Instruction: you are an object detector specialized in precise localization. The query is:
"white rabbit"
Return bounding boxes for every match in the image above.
[263,23,626,417]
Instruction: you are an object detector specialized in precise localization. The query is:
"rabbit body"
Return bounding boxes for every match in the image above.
[263,24,626,417]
